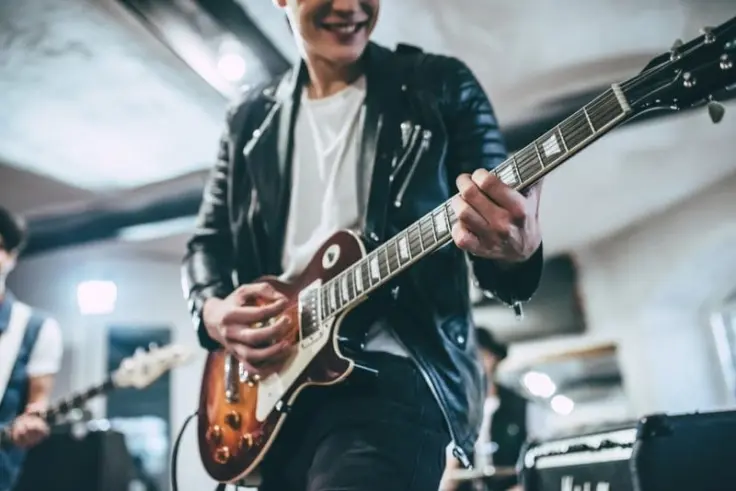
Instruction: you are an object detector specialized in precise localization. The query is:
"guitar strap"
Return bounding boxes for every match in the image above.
[0,302,32,405]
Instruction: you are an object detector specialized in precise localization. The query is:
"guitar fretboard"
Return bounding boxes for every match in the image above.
[44,378,114,422]
[318,84,631,320]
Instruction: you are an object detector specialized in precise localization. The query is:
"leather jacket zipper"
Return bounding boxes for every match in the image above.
[246,187,263,276]
[392,331,472,468]
[394,129,432,208]
[389,124,421,183]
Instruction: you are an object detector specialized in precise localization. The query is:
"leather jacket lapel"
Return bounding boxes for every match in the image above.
[360,43,405,244]
[243,65,304,268]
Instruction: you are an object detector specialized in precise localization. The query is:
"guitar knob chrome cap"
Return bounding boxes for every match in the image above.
[721,54,733,70]
[683,72,696,88]
[207,425,223,444]
[701,26,715,44]
[240,433,254,449]
[225,411,242,429]
[214,446,230,464]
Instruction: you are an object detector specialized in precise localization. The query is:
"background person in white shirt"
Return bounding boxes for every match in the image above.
[0,206,63,491]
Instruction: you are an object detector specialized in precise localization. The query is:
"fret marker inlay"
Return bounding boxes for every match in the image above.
[542,134,562,158]
[329,287,337,310]
[354,269,363,293]
[398,237,410,260]
[370,257,380,280]
[341,276,349,302]
[434,212,447,234]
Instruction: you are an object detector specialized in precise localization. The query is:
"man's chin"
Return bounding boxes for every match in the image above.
[323,44,368,66]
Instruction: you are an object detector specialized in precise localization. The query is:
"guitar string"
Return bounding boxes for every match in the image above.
[315,31,716,311]
[317,92,626,315]
[318,101,624,318]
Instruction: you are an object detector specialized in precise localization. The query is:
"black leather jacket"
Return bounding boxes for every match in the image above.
[181,42,543,466]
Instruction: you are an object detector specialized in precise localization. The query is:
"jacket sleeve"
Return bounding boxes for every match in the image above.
[440,56,543,307]
[181,123,237,351]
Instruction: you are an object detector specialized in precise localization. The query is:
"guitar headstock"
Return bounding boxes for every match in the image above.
[112,343,194,389]
[623,16,736,123]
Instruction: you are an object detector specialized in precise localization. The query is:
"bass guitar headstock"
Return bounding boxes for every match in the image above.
[623,16,736,123]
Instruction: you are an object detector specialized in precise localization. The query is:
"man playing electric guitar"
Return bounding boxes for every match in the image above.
[182,0,544,489]
[0,206,63,491]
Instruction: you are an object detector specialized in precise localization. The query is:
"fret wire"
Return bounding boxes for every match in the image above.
[361,261,370,292]
[430,214,438,242]
[556,126,569,152]
[532,144,544,168]
[379,247,389,279]
[443,202,452,233]
[511,155,522,185]
[381,245,391,276]
[368,252,379,287]
[582,107,595,132]
[346,268,355,301]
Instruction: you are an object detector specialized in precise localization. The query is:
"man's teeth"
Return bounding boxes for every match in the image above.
[326,23,360,33]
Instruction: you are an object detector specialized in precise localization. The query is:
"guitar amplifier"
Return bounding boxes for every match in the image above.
[520,409,736,491]
[14,428,136,491]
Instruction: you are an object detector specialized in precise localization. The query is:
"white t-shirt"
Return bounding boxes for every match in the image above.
[26,317,63,377]
[280,77,407,356]
[0,296,63,405]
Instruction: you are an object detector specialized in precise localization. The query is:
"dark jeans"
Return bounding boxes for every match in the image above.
[258,352,451,491]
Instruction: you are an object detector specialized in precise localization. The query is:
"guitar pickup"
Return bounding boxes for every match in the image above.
[300,330,324,349]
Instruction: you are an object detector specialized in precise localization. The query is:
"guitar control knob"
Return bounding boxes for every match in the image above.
[240,433,254,449]
[669,38,683,61]
[225,411,242,429]
[701,26,715,44]
[721,54,733,71]
[214,446,230,464]
[207,425,223,444]
[683,72,696,88]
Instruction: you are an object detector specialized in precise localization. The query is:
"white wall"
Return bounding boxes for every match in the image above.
[7,244,215,491]
[511,171,736,434]
[576,171,736,416]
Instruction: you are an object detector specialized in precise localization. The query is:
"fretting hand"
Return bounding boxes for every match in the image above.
[10,402,49,449]
[203,283,295,378]
[451,169,542,264]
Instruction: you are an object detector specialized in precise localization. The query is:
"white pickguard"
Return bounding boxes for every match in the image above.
[254,326,331,422]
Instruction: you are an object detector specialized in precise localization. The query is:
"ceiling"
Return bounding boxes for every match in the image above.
[1,0,735,257]
[0,0,227,191]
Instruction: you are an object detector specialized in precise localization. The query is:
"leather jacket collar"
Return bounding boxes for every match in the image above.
[245,43,407,267]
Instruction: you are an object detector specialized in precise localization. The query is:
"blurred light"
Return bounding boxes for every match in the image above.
[217,53,246,82]
[551,394,575,415]
[522,371,557,398]
[77,280,117,315]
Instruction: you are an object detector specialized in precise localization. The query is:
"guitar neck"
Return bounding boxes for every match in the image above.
[0,377,115,446]
[318,84,631,317]
[42,377,115,422]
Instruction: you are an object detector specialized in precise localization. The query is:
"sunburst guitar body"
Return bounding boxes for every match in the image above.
[198,230,365,485]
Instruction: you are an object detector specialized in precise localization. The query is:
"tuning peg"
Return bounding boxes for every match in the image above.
[148,342,159,351]
[670,39,684,61]
[707,100,725,124]
[701,26,715,44]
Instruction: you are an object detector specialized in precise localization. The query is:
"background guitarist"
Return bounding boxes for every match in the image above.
[182,0,545,489]
[0,206,63,491]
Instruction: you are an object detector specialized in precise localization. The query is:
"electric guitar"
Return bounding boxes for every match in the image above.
[198,16,736,484]
[0,343,193,447]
